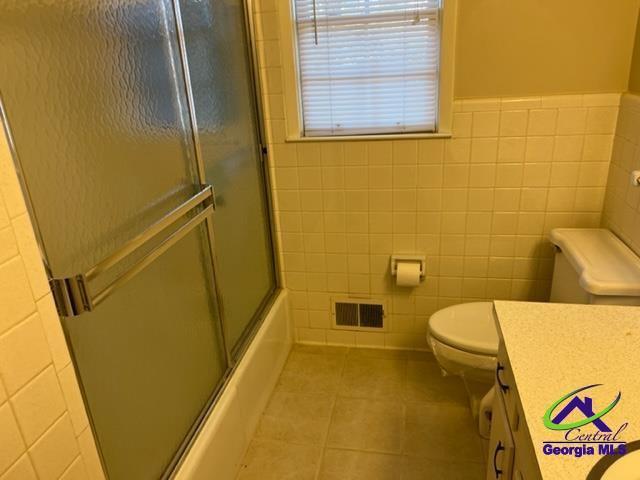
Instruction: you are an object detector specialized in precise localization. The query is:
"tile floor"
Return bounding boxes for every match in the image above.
[237,345,486,480]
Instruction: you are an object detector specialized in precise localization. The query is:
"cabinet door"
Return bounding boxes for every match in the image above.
[497,342,519,426]
[486,393,515,480]
[512,453,525,480]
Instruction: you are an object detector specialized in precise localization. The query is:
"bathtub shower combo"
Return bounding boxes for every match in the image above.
[0,0,281,478]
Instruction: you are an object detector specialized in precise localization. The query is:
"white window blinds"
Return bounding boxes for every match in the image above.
[293,0,441,136]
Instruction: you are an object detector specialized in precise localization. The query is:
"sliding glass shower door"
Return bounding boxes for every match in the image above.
[177,0,277,355]
[0,0,274,478]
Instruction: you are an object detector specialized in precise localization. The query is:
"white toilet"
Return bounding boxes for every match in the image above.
[427,228,640,436]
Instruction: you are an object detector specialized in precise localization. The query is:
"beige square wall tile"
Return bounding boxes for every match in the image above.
[452,113,472,138]
[29,414,79,480]
[11,366,66,446]
[445,139,471,163]
[326,329,356,346]
[36,295,71,372]
[0,454,37,480]
[525,136,554,163]
[0,197,9,229]
[471,111,500,137]
[556,108,588,135]
[0,132,28,219]
[553,135,584,162]
[586,107,618,134]
[0,227,18,265]
[77,428,105,480]
[11,214,49,300]
[0,313,51,394]
[0,257,36,335]
[527,109,557,136]
[355,331,385,348]
[499,110,528,137]
[59,457,88,480]
[0,403,26,474]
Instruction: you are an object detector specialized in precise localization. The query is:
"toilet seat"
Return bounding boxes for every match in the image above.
[428,335,496,377]
[428,302,499,355]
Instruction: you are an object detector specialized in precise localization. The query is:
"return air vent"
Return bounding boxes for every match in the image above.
[332,298,386,331]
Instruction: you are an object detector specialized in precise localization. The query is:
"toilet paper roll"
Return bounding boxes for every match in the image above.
[396,262,421,287]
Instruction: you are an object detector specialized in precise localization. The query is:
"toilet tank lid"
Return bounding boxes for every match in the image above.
[549,228,640,296]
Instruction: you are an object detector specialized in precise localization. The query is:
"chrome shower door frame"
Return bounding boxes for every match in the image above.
[167,0,282,475]
[170,0,282,363]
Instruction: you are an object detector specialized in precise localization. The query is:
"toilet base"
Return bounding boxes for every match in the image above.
[427,334,496,438]
[461,377,494,439]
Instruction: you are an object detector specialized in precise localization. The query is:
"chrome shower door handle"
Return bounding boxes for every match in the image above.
[50,184,215,317]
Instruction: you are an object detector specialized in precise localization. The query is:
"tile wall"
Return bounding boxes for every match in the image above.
[253,1,621,349]
[602,93,640,254]
[0,129,104,479]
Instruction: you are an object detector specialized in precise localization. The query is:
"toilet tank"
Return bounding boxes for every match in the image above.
[549,229,640,306]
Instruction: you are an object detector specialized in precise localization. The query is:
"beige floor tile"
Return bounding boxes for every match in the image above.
[406,350,438,362]
[255,390,333,445]
[402,456,484,480]
[277,350,345,395]
[239,347,487,480]
[327,397,405,454]
[318,449,402,480]
[403,403,483,463]
[236,439,322,480]
[338,355,406,400]
[404,360,468,405]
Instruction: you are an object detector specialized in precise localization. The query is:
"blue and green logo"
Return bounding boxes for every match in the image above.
[543,384,622,432]
[541,384,628,458]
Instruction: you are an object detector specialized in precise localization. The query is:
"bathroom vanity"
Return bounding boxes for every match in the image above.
[487,301,640,480]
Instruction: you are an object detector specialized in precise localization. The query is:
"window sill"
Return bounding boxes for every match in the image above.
[285,132,452,143]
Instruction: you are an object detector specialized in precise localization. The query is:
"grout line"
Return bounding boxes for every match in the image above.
[58,454,83,479]
[6,362,54,399]
[0,452,31,478]
[0,308,39,343]
[312,348,347,480]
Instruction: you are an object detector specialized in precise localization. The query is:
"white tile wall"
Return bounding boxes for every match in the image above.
[603,93,640,255]
[0,125,104,478]
[252,0,620,349]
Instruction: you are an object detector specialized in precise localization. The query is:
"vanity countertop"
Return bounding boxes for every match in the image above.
[493,301,640,479]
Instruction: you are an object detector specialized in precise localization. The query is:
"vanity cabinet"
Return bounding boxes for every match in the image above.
[486,342,542,480]
[486,389,514,480]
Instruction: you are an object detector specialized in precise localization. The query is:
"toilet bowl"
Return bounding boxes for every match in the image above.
[427,302,498,383]
[427,302,498,438]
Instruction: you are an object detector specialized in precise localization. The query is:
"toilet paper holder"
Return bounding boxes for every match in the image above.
[390,254,426,278]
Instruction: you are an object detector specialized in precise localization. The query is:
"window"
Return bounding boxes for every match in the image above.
[292,0,442,137]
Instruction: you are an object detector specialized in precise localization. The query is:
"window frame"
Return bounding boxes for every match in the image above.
[278,0,457,141]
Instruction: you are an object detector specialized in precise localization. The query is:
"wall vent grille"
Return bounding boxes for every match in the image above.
[332,298,385,331]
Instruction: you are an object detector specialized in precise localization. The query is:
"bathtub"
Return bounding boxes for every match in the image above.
[173,290,292,479]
